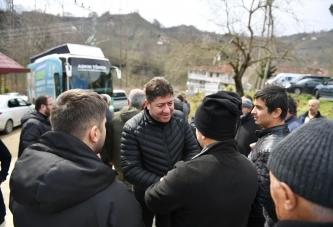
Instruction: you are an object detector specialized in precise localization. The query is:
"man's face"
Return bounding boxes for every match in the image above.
[147,95,174,123]
[308,100,319,115]
[196,129,204,148]
[94,118,106,154]
[45,97,53,116]
[251,98,274,129]
[241,106,251,116]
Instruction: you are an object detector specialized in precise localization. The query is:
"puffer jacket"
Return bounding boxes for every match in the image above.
[18,109,51,157]
[10,131,143,227]
[121,108,200,197]
[248,124,289,226]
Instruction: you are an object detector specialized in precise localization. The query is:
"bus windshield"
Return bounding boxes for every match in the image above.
[69,58,113,95]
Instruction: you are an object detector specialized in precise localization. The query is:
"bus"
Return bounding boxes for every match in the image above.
[27,43,121,103]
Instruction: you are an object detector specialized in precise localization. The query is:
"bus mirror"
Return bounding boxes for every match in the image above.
[65,63,72,77]
[111,66,121,79]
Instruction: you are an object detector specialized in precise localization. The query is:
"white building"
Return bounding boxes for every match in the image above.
[187,65,234,95]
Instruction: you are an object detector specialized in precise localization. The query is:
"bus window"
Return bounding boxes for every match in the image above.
[54,73,61,97]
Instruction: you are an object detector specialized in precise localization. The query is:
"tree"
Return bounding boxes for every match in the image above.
[330,4,333,16]
[256,60,276,88]
[207,0,294,96]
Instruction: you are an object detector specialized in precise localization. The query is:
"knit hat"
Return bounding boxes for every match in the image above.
[267,118,333,209]
[242,97,253,108]
[195,91,242,141]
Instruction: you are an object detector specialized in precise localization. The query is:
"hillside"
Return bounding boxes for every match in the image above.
[0,10,333,93]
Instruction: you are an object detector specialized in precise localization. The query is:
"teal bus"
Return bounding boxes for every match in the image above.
[27,43,121,103]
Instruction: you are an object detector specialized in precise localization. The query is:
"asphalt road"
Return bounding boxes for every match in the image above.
[0,126,21,227]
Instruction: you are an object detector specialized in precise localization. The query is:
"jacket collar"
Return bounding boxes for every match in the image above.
[276,220,333,227]
[192,139,238,160]
[255,123,289,138]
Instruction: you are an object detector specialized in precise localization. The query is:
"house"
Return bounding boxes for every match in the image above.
[187,65,233,95]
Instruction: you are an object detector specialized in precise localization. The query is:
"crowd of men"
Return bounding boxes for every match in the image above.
[1,77,332,227]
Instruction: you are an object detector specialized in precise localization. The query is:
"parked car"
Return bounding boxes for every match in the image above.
[266,73,306,86]
[112,90,128,112]
[5,92,28,101]
[0,95,35,134]
[314,78,333,100]
[281,75,330,88]
[285,78,328,95]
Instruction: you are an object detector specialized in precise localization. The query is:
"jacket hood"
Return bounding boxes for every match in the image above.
[21,109,51,126]
[10,131,114,214]
[120,106,142,122]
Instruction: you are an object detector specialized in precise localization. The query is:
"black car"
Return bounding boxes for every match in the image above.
[285,78,328,95]
[314,78,333,100]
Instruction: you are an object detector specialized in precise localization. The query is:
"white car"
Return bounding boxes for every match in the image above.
[6,92,28,101]
[112,90,128,112]
[0,95,35,134]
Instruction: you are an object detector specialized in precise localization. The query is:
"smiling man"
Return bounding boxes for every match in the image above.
[121,77,200,227]
[247,86,290,227]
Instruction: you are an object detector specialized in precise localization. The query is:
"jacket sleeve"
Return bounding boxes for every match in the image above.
[121,124,160,189]
[182,122,200,161]
[19,120,44,157]
[0,139,11,182]
[145,161,187,213]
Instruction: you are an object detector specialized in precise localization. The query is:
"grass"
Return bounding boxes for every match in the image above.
[187,92,333,120]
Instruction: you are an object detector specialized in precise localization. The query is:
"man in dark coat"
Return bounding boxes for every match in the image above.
[298,99,325,124]
[145,91,258,227]
[235,97,260,156]
[0,139,11,225]
[10,89,143,227]
[268,118,333,226]
[105,88,145,183]
[248,86,290,227]
[121,77,200,227]
[18,94,53,157]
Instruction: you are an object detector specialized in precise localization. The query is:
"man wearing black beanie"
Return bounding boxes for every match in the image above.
[247,86,290,227]
[268,118,333,226]
[145,90,258,227]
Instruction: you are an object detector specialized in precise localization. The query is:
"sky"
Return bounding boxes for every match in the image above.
[7,0,333,36]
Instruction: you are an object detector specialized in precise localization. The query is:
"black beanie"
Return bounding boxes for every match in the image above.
[194,91,242,141]
[267,118,333,209]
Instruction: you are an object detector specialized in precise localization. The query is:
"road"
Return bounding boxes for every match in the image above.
[0,126,21,227]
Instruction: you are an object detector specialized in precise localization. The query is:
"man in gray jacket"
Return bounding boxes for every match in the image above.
[121,77,200,227]
[105,88,146,183]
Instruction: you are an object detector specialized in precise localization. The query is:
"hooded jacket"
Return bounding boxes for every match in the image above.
[105,105,141,172]
[10,131,143,227]
[18,109,51,157]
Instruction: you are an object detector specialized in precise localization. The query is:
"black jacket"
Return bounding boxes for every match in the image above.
[248,124,289,226]
[298,111,325,123]
[275,220,333,227]
[145,140,258,227]
[235,113,260,156]
[121,108,200,197]
[10,131,143,227]
[0,139,11,182]
[18,109,51,157]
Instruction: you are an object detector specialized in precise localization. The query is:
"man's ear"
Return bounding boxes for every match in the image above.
[144,99,149,109]
[280,182,297,212]
[273,108,283,119]
[88,126,99,143]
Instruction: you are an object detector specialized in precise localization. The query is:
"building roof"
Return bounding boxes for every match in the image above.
[190,65,233,74]
[0,52,30,74]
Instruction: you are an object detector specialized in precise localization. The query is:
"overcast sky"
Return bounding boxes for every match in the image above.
[9,0,333,36]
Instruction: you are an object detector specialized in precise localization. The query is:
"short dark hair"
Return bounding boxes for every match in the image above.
[50,89,106,140]
[287,93,297,115]
[35,95,51,111]
[253,86,288,120]
[177,94,184,102]
[145,77,173,103]
[174,97,183,112]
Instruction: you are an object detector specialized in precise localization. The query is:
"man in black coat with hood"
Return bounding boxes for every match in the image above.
[10,89,143,227]
[145,91,258,227]
[235,97,260,156]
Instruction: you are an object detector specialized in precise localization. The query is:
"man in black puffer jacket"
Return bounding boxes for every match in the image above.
[18,95,53,157]
[247,86,289,227]
[121,77,200,227]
